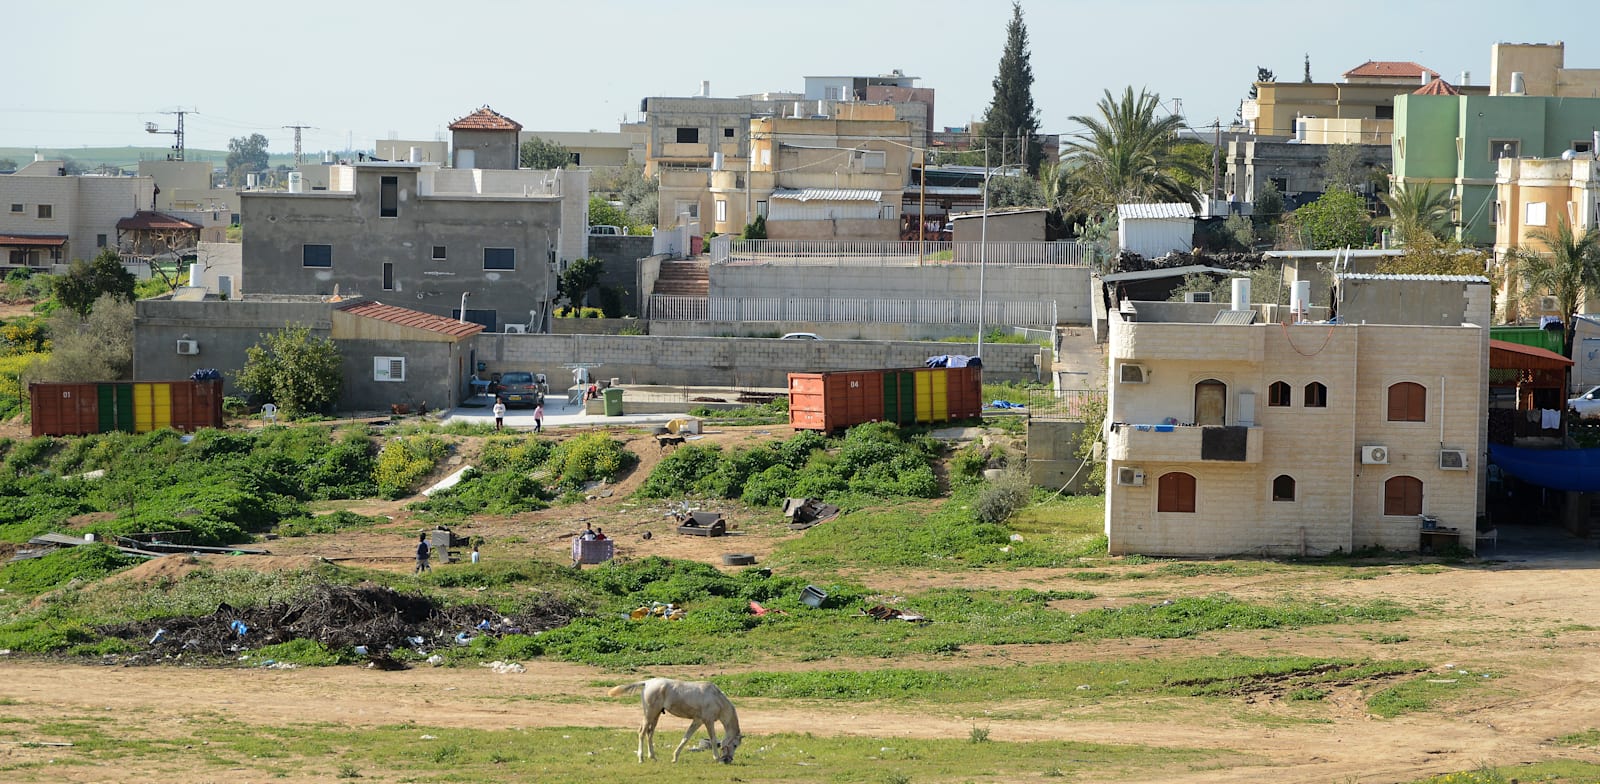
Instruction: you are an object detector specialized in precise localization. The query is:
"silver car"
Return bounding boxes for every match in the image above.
[1570,385,1600,419]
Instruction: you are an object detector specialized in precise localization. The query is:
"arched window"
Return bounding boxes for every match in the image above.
[1268,381,1292,407]
[1194,379,1227,426]
[1158,472,1196,513]
[1272,474,1296,502]
[1387,382,1426,422]
[1304,382,1327,408]
[1384,476,1424,516]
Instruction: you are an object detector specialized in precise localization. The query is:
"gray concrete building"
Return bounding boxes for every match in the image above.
[1225,137,1390,207]
[448,106,522,171]
[240,161,588,333]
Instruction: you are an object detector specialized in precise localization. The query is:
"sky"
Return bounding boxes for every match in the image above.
[2,0,1588,156]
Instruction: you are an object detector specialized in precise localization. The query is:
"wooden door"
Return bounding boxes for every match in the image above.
[1195,379,1227,426]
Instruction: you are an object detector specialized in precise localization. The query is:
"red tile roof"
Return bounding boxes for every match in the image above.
[448,106,523,132]
[0,234,67,246]
[1344,61,1439,80]
[1413,78,1462,96]
[115,211,201,231]
[336,300,486,339]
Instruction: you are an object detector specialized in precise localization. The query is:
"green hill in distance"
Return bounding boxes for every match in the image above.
[0,146,348,171]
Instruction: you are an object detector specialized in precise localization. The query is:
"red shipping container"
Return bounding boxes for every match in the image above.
[30,380,224,437]
[29,383,100,438]
[944,366,983,421]
[788,370,886,432]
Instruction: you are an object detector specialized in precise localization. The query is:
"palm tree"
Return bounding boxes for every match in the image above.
[1380,182,1456,245]
[1061,87,1203,213]
[1513,216,1600,358]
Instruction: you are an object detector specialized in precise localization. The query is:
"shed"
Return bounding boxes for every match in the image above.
[950,207,1047,243]
[1116,203,1196,259]
[331,300,486,411]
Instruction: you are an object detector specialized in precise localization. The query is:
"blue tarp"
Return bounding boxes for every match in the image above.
[1488,444,1600,492]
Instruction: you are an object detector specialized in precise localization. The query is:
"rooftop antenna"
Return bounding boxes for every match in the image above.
[144,108,195,161]
[283,124,316,165]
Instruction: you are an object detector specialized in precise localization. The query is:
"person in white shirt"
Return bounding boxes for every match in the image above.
[492,398,507,431]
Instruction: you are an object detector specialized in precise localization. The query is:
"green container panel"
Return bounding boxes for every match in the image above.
[882,371,916,425]
[96,384,116,433]
[116,384,135,432]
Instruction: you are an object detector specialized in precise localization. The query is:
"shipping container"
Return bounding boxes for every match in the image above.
[31,380,224,437]
[789,366,981,431]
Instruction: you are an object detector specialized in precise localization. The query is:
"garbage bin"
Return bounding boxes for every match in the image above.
[602,387,625,416]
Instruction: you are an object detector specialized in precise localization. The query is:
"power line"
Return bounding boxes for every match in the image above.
[143,108,195,161]
[283,124,317,165]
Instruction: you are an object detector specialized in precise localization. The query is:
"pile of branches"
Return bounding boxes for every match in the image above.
[1111,250,1267,273]
[99,582,577,659]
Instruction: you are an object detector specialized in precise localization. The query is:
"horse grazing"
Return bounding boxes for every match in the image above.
[607,678,742,764]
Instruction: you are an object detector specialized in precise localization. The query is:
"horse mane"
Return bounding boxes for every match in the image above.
[716,690,741,740]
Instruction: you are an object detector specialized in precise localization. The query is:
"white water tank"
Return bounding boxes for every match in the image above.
[1231,278,1251,311]
[409,146,423,163]
[711,152,724,171]
[456,148,475,169]
[287,171,304,193]
[700,80,711,97]
[1510,71,1526,95]
[1290,280,1312,320]
[246,172,258,189]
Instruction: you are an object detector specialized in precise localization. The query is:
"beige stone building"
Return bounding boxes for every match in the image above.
[0,158,155,268]
[1489,42,1600,97]
[1104,274,1489,557]
[660,111,913,239]
[1492,156,1600,321]
[1243,61,1489,139]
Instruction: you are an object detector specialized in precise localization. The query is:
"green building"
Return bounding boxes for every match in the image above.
[1392,93,1600,245]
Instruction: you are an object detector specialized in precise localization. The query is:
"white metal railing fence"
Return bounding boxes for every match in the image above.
[651,295,1057,326]
[717,239,1091,267]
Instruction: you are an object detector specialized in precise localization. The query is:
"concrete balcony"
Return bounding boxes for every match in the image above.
[661,142,711,159]
[1107,423,1262,464]
[1114,321,1264,363]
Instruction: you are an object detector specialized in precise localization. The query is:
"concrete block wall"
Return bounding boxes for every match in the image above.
[471,333,1043,389]
[709,264,1093,324]
[134,298,334,392]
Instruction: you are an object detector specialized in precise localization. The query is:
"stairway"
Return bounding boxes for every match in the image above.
[653,260,709,297]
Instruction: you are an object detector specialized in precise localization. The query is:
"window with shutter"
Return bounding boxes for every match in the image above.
[1304,382,1327,408]
[1268,381,1291,407]
[374,356,406,382]
[1387,382,1426,422]
[1383,476,1423,516]
[1157,472,1196,513]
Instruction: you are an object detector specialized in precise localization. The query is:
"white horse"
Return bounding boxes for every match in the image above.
[607,677,742,764]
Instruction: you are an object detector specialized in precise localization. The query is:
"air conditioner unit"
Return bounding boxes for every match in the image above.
[1361,445,1389,465]
[175,339,199,355]
[1439,449,1468,470]
[1538,295,1560,313]
[1185,291,1213,303]
[1116,466,1145,486]
[1118,363,1149,384]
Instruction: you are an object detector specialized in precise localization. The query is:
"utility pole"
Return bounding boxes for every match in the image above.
[144,108,194,161]
[283,124,316,166]
[1212,119,1221,200]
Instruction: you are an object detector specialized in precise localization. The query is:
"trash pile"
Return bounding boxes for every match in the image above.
[628,601,686,621]
[99,582,577,661]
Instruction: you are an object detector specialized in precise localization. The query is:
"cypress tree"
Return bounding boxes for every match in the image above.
[980,2,1044,174]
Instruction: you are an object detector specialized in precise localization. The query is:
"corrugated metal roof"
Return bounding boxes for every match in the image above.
[1211,310,1259,325]
[771,188,883,202]
[1116,203,1196,220]
[336,300,486,339]
[1339,273,1491,284]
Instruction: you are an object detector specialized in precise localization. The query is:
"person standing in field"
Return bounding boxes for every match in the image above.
[414,533,431,574]
[493,397,506,431]
[533,402,544,433]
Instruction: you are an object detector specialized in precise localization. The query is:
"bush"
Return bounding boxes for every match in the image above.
[544,432,635,490]
[411,468,550,519]
[373,436,448,499]
[232,325,342,418]
[974,470,1031,524]
[638,444,722,498]
[276,510,381,538]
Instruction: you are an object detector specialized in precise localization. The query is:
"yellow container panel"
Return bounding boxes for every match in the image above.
[154,383,172,430]
[133,383,154,433]
[932,371,949,421]
[914,370,933,422]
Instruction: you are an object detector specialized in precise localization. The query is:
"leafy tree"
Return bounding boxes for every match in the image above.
[225,133,270,187]
[1253,180,1285,228]
[616,163,658,227]
[1062,87,1202,212]
[1376,232,1487,278]
[0,158,16,171]
[1380,182,1456,246]
[1168,140,1217,198]
[520,136,572,170]
[742,214,767,239]
[1511,218,1600,357]
[588,195,634,232]
[1287,189,1371,249]
[979,2,1044,174]
[1222,214,1256,251]
[559,257,605,310]
[24,295,133,383]
[233,325,342,417]
[56,249,136,316]
[985,171,1045,209]
[1321,143,1367,193]
[1248,67,1275,101]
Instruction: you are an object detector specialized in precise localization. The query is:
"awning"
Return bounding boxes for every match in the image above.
[771,188,882,202]
[0,234,66,247]
[1490,444,1600,492]
[1491,339,1573,370]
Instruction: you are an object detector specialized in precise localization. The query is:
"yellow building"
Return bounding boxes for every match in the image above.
[1243,61,1489,138]
[1493,155,1600,321]
[1489,42,1600,98]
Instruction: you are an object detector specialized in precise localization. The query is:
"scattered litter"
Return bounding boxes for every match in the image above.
[1077,684,1092,691]
[353,646,368,655]
[149,629,167,645]
[265,661,297,669]
[1008,534,1024,543]
[420,735,437,740]
[999,546,1012,553]
[0,649,10,656]
[229,620,249,637]
[427,654,445,666]
[863,605,927,623]
[481,660,526,674]
[749,601,788,617]
[783,498,840,531]
[407,636,425,647]
[630,602,686,621]
[676,511,727,537]
[454,632,472,645]
[800,585,828,609]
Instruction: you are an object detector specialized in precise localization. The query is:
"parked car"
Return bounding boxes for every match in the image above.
[780,332,822,341]
[495,372,547,408]
[588,225,624,236]
[1570,385,1600,419]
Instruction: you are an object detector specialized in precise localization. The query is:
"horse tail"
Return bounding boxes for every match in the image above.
[607,681,647,697]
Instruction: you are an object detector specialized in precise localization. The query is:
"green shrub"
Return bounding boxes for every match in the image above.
[0,543,139,595]
[276,510,382,538]
[544,432,635,489]
[373,435,447,499]
[637,444,723,498]
[974,470,1031,524]
[411,468,550,519]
